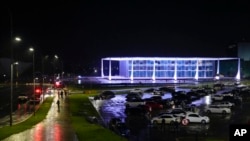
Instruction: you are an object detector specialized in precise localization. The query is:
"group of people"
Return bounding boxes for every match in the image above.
[57,89,68,99]
[56,89,68,112]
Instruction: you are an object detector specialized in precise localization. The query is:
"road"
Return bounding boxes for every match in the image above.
[2,92,78,141]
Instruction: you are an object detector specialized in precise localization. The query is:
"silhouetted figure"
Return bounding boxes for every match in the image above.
[60,91,64,98]
[161,118,166,131]
[56,99,60,112]
[57,90,60,98]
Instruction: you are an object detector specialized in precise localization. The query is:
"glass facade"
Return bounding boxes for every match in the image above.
[101,57,240,80]
[127,60,214,78]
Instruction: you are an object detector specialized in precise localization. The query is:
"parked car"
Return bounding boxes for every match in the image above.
[125,99,145,107]
[203,87,217,94]
[211,94,224,101]
[195,89,208,97]
[160,108,186,118]
[145,101,163,110]
[158,86,175,93]
[204,105,231,114]
[115,122,130,138]
[126,92,142,100]
[144,88,156,93]
[211,101,234,108]
[129,89,143,95]
[18,95,29,104]
[213,83,225,91]
[99,91,115,99]
[183,112,210,124]
[153,90,164,96]
[125,106,148,116]
[151,114,181,125]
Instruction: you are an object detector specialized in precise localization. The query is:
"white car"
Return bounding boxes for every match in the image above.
[163,108,186,118]
[129,89,143,95]
[151,114,181,125]
[211,94,224,101]
[212,101,235,108]
[183,112,210,124]
[153,90,164,95]
[204,105,231,114]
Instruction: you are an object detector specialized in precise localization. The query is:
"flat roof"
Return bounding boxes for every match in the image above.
[102,57,239,61]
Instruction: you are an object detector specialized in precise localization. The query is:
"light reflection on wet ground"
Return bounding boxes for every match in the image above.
[92,87,215,125]
[3,93,78,141]
[90,86,242,140]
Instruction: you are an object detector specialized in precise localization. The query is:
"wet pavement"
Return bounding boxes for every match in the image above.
[2,93,78,141]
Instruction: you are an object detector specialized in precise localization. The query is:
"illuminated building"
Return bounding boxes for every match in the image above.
[101,57,240,81]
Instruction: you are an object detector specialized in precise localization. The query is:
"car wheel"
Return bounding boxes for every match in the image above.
[222,110,227,114]
[206,110,211,114]
[170,121,175,125]
[201,120,206,124]
[153,121,158,125]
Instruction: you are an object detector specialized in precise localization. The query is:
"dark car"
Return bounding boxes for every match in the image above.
[115,122,130,138]
[99,91,115,99]
[144,88,156,93]
[18,95,29,104]
[125,106,148,116]
[126,92,142,100]
[145,101,163,110]
[158,86,175,93]
[213,83,225,90]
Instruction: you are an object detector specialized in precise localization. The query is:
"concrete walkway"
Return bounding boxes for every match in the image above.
[2,94,78,141]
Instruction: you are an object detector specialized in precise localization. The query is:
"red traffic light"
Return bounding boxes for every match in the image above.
[35,88,42,94]
[55,81,60,86]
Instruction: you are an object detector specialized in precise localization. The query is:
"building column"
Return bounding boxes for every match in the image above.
[195,60,199,80]
[108,58,112,80]
[235,58,241,80]
[152,60,156,81]
[216,59,220,75]
[101,59,104,78]
[173,60,177,80]
[130,59,134,81]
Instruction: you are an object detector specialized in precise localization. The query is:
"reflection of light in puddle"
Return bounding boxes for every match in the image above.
[192,95,211,106]
[184,124,210,134]
[142,93,172,99]
[100,95,126,119]
[93,99,107,110]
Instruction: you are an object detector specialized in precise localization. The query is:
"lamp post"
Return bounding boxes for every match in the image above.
[10,38,21,126]
[29,47,35,115]
[8,7,22,126]
[42,55,48,102]
[54,55,64,79]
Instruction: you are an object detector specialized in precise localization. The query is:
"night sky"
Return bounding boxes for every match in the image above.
[1,1,250,73]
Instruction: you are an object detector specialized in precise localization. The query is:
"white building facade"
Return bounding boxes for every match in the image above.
[101,57,240,81]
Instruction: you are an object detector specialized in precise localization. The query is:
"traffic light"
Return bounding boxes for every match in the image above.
[35,87,42,94]
[54,81,64,88]
[55,81,61,88]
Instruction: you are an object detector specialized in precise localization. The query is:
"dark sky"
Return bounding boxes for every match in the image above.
[1,1,250,73]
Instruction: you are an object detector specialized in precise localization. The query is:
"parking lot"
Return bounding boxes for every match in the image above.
[90,83,250,141]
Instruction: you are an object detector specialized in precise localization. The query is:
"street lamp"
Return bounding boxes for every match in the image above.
[54,55,64,79]
[29,47,35,115]
[41,55,48,102]
[10,37,21,126]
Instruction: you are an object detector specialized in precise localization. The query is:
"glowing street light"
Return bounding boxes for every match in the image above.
[14,37,21,42]
[29,47,36,115]
[10,37,21,126]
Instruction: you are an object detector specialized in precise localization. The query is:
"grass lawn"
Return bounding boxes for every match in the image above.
[68,93,127,141]
[0,97,54,140]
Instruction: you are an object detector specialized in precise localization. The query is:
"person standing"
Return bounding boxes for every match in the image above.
[56,99,60,111]
[60,90,64,99]
[161,118,166,131]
